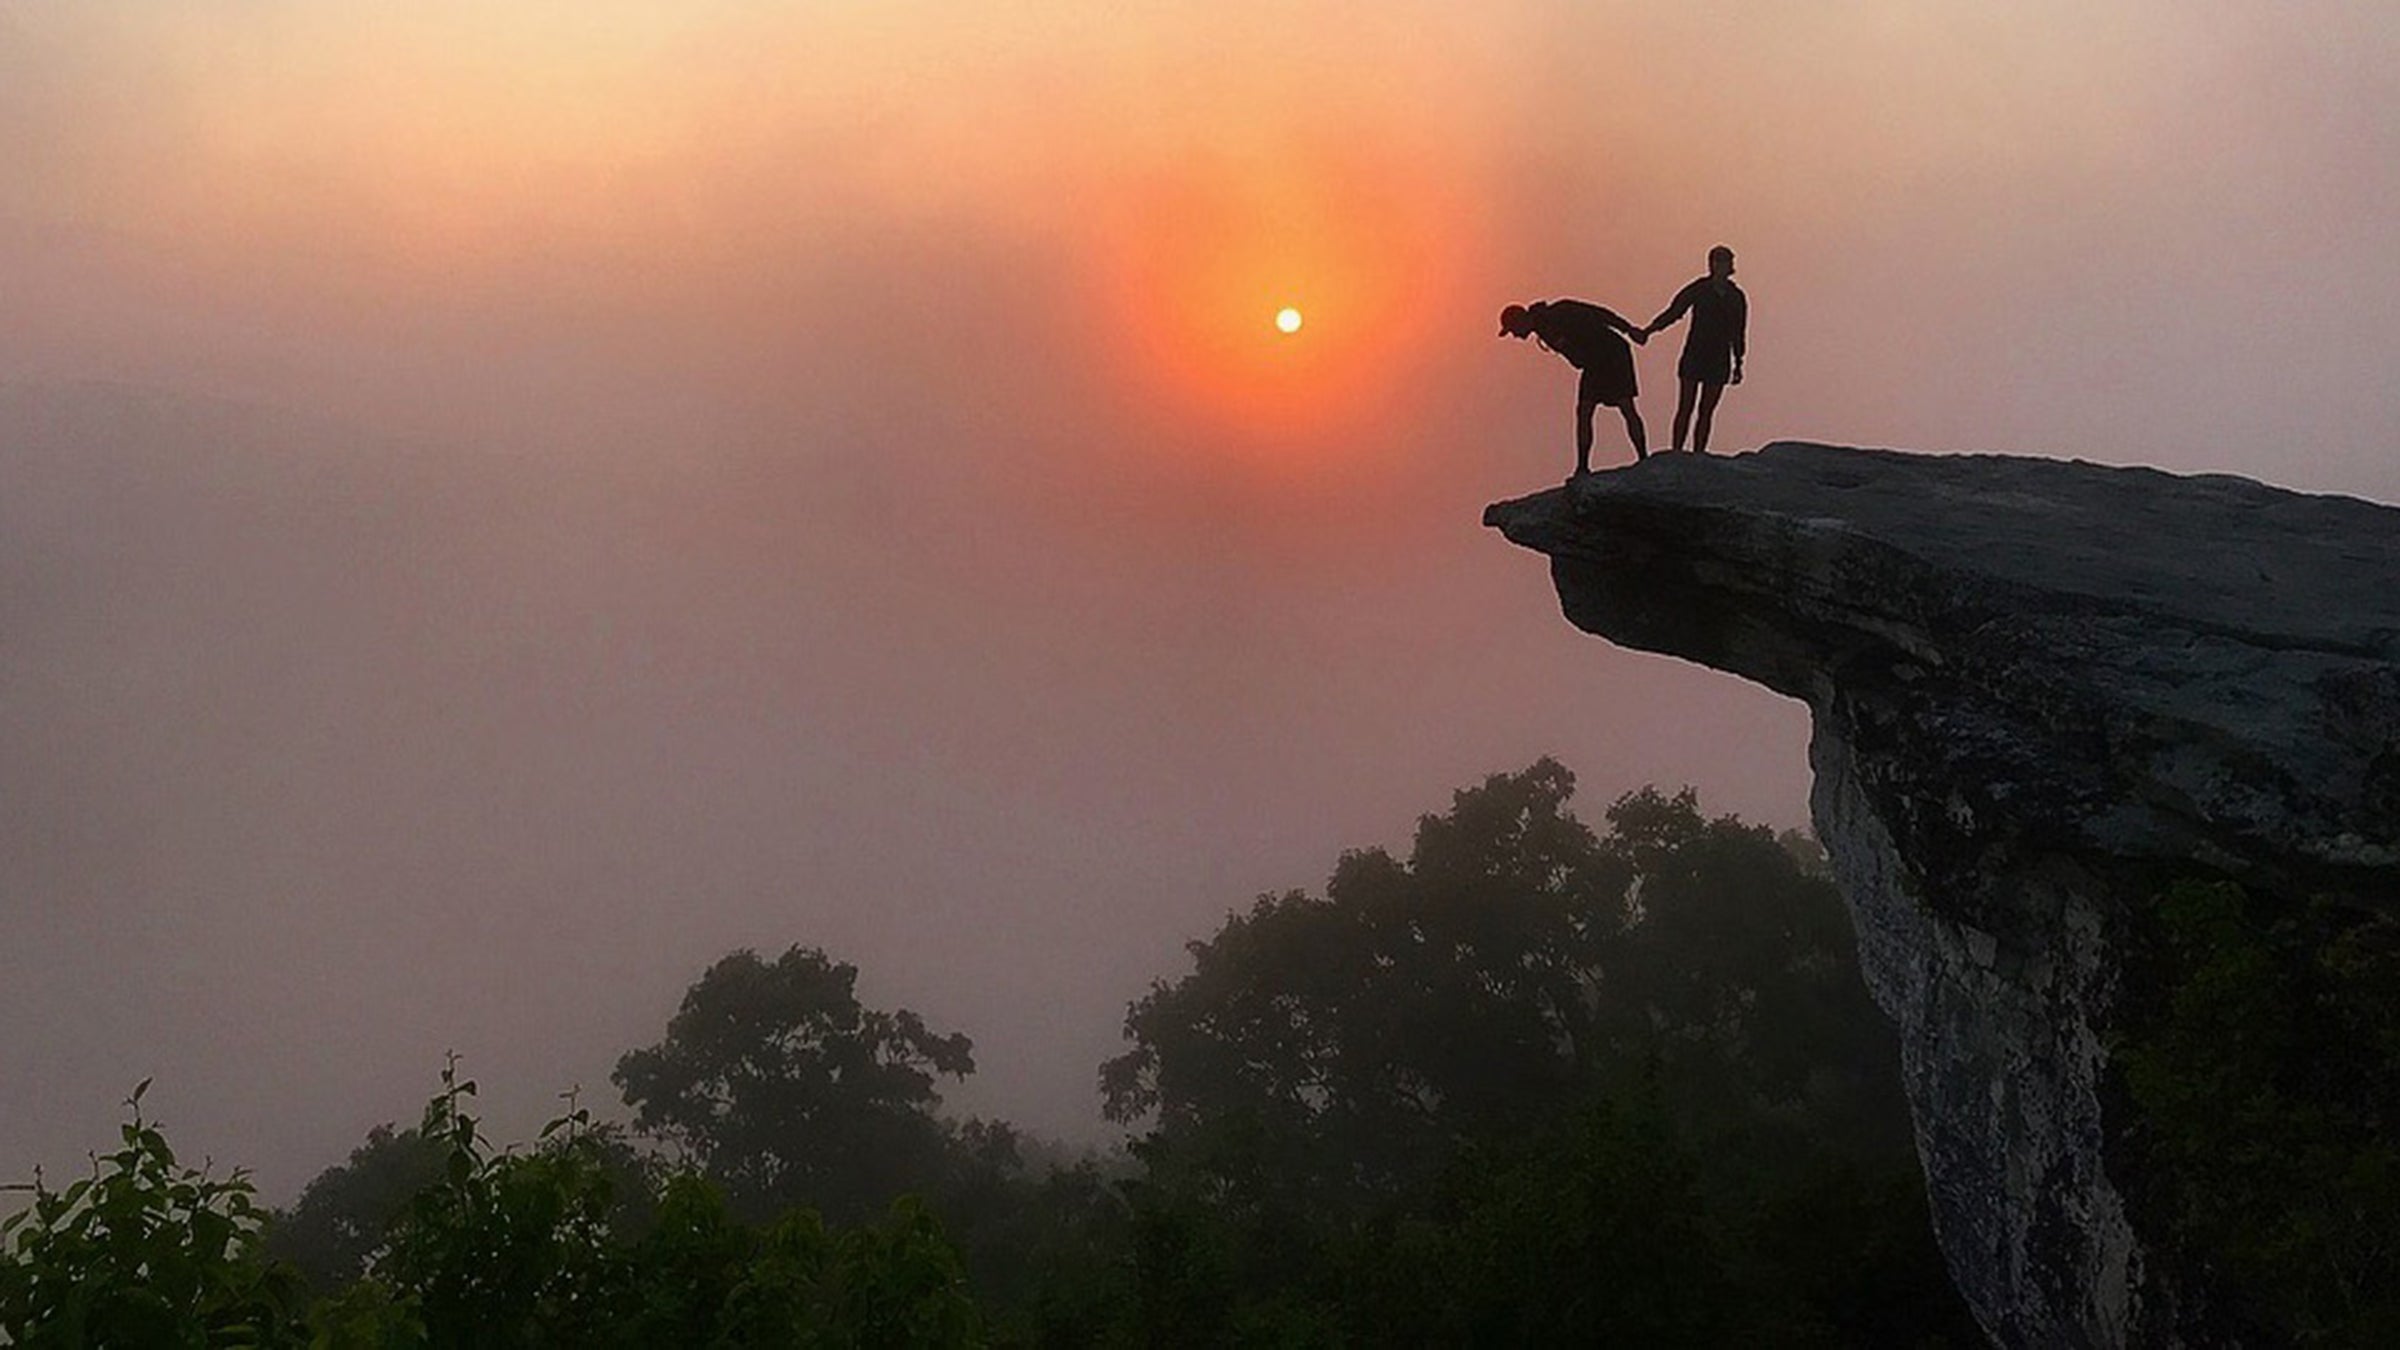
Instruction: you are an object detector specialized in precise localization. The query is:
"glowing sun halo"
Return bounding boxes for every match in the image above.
[1275,306,1303,334]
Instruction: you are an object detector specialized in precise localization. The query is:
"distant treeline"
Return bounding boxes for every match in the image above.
[5,759,1988,1345]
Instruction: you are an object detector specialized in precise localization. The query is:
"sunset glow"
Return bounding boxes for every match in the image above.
[1084,135,1492,461]
[3,0,2397,1214]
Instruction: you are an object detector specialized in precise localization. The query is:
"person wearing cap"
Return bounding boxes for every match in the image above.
[1643,245,1748,454]
[1498,298,1651,476]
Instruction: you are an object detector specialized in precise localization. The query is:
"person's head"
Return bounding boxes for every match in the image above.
[1498,303,1534,339]
[1708,245,1735,280]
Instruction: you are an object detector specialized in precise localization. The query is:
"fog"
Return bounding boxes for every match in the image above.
[2,1,2395,1197]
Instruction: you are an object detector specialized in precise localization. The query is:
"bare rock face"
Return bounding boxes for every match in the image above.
[1485,443,2400,1348]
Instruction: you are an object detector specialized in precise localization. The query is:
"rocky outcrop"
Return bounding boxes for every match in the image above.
[1484,444,2400,1348]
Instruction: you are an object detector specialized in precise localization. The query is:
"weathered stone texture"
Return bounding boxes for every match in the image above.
[1486,444,2400,1348]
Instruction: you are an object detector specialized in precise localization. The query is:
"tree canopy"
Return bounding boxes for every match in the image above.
[1103,761,1913,1205]
[612,945,979,1224]
[7,759,2001,1346]
[1103,758,1630,1202]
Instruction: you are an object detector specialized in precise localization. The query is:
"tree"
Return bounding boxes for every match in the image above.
[0,1081,305,1346]
[306,1058,987,1348]
[612,946,977,1223]
[1101,758,1635,1203]
[367,1061,635,1344]
[1095,760,1972,1343]
[1347,1101,1735,1348]
[1594,787,1914,1169]
[266,1123,445,1292]
[2117,881,2400,1342]
[273,1100,659,1299]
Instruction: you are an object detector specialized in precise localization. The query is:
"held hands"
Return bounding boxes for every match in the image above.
[1629,327,1648,346]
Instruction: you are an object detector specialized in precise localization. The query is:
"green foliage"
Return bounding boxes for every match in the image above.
[0,1080,304,1347]
[270,1057,988,1347]
[1356,1100,1733,1347]
[1095,1093,1969,1350]
[1104,764,1915,1202]
[368,1060,637,1343]
[1595,786,1915,1173]
[310,1057,985,1347]
[712,1198,982,1347]
[303,1277,427,1349]
[1096,761,1970,1344]
[15,760,1982,1347]
[613,946,979,1224]
[921,1145,1132,1341]
[1102,759,1633,1203]
[265,1123,444,1292]
[2118,880,2400,1343]
[1097,1098,1733,1348]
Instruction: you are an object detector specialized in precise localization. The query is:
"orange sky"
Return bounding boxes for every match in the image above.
[13,2,2396,480]
[2,0,2397,1190]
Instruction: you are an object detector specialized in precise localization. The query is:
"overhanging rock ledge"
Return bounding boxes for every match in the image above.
[1485,442,2400,1348]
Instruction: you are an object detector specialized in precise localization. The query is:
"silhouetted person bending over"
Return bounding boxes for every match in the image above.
[1498,299,1650,476]
[1644,245,1747,453]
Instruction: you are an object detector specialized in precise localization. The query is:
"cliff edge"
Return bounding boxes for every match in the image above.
[1486,443,2400,1347]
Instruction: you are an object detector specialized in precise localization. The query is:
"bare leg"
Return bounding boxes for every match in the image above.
[1693,381,1726,453]
[1574,399,1596,476]
[1619,403,1648,461]
[1671,378,1700,452]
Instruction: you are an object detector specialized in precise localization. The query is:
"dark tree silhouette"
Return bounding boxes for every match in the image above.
[266,1123,444,1291]
[1094,761,1973,1344]
[1103,758,1636,1203]
[1594,786,1916,1169]
[613,946,975,1223]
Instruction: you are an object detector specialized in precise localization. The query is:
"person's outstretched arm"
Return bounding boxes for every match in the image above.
[1644,281,1697,336]
[1600,307,1646,344]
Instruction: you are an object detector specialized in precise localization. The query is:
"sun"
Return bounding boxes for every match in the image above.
[1275,306,1303,334]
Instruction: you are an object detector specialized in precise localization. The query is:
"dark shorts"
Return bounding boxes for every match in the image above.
[1678,343,1736,387]
[1576,345,1638,408]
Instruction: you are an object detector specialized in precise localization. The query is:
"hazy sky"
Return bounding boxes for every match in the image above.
[4,1,2396,1197]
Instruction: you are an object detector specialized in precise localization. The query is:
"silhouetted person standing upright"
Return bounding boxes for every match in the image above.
[1499,299,1650,476]
[1644,245,1747,453]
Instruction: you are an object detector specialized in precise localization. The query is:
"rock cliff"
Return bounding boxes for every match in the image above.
[1485,443,2400,1347]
